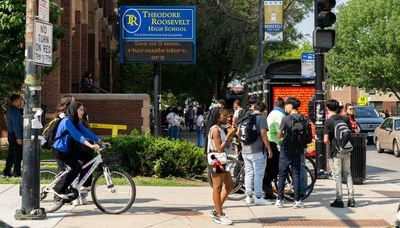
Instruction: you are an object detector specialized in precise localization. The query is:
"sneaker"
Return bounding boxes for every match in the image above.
[330,199,344,208]
[214,215,233,225]
[245,196,254,204]
[254,197,273,205]
[347,198,356,207]
[72,198,81,206]
[293,200,304,209]
[275,199,284,208]
[209,209,217,219]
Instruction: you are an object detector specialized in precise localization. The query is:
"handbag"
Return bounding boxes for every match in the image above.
[207,125,228,165]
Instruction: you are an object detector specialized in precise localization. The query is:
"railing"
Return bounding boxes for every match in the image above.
[88,123,127,136]
[72,83,109,93]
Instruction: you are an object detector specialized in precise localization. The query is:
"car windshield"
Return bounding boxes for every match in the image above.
[354,107,379,118]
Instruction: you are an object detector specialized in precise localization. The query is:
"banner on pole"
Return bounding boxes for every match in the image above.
[264,0,283,43]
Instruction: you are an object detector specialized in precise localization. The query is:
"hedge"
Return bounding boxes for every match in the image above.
[103,132,207,178]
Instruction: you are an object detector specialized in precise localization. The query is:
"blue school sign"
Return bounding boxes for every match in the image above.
[119,6,196,63]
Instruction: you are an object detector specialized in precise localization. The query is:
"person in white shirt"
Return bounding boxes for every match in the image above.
[195,108,205,147]
[166,107,181,140]
[232,99,242,126]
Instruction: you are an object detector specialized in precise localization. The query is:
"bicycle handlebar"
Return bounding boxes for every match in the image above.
[98,142,111,152]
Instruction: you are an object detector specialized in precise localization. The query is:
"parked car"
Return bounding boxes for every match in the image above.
[374,117,400,157]
[354,106,384,143]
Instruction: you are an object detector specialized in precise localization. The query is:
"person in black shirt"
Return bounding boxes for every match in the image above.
[323,99,355,208]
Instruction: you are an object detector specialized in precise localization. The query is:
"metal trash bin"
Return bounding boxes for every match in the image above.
[350,133,367,184]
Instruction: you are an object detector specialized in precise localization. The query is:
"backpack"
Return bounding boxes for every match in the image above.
[170,113,181,127]
[333,117,353,153]
[239,113,260,145]
[41,117,67,150]
[286,115,311,155]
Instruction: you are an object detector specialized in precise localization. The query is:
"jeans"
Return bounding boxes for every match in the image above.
[300,152,308,198]
[196,126,204,147]
[332,152,354,200]
[168,126,180,140]
[278,149,301,201]
[243,152,266,198]
[263,142,280,196]
[3,133,22,176]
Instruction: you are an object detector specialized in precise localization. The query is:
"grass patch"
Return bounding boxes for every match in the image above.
[0,149,53,160]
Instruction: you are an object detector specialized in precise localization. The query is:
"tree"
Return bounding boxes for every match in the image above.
[326,0,400,99]
[118,0,313,105]
[0,0,64,106]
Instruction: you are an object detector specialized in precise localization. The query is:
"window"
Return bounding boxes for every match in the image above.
[395,120,400,131]
[381,119,390,129]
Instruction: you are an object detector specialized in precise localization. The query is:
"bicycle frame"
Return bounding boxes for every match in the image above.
[43,152,113,194]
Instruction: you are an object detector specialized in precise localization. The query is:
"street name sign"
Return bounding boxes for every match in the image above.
[301,52,316,79]
[34,20,53,66]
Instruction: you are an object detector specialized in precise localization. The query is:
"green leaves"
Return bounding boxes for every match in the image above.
[327,0,400,97]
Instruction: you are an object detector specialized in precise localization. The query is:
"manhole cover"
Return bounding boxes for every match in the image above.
[159,208,203,216]
[261,218,390,227]
[373,190,400,198]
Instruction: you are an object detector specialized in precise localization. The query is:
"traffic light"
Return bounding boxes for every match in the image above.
[316,0,336,28]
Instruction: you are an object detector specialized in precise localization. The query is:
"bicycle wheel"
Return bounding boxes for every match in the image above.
[39,169,65,213]
[91,167,136,214]
[273,157,317,201]
[207,157,246,201]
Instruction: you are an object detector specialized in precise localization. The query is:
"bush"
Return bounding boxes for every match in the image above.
[103,132,207,178]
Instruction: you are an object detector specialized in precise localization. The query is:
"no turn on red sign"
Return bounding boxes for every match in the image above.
[34,20,53,66]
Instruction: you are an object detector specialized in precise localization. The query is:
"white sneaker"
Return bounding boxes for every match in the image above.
[209,209,217,219]
[72,198,81,206]
[214,215,233,225]
[293,200,304,209]
[275,199,284,208]
[254,197,273,205]
[245,196,254,204]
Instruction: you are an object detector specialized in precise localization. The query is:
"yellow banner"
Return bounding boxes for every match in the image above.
[264,0,283,43]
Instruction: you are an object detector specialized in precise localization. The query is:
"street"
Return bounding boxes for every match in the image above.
[1,143,399,228]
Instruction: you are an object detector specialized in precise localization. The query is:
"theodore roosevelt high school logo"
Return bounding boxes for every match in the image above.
[123,9,141,33]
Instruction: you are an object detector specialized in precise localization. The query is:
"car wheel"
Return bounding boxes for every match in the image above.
[375,138,384,153]
[393,140,400,157]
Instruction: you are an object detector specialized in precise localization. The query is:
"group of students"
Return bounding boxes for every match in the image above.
[205,95,357,225]
[2,94,101,206]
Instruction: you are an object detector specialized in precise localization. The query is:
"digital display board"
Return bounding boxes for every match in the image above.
[119,6,196,64]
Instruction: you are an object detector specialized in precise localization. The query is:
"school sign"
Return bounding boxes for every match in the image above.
[119,6,196,63]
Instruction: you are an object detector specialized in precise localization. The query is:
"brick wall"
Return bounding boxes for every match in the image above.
[71,94,151,136]
[0,108,7,144]
[60,0,72,93]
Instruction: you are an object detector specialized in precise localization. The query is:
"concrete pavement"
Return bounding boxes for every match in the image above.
[0,145,399,227]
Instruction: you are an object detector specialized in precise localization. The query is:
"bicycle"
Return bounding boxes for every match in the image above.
[39,143,136,214]
[273,154,317,201]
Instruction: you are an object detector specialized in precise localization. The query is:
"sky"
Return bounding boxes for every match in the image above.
[297,0,349,41]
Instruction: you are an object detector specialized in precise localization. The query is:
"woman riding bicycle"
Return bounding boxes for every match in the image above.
[52,101,100,199]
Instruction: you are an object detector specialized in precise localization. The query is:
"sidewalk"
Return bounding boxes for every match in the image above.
[0,146,399,227]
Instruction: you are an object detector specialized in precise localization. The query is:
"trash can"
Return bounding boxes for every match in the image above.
[350,133,367,184]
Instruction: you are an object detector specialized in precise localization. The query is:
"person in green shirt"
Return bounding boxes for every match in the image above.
[263,97,285,199]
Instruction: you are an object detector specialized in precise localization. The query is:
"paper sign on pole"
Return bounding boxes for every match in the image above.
[34,20,53,66]
[264,0,283,43]
[38,0,50,22]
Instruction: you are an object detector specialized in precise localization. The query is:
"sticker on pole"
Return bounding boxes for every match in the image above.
[357,95,368,106]
[34,20,53,66]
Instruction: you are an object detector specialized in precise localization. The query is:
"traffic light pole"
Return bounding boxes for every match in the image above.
[15,0,46,220]
[314,52,327,178]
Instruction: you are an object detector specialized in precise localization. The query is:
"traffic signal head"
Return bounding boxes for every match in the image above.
[316,0,336,28]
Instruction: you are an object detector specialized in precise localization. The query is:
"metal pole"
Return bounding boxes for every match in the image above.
[15,0,46,220]
[258,0,264,66]
[314,52,327,178]
[153,63,161,137]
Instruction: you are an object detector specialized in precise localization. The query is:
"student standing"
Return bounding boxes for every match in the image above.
[3,94,23,178]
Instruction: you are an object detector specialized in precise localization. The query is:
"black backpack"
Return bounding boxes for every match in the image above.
[239,113,260,145]
[286,115,311,155]
[42,117,67,150]
[333,117,353,153]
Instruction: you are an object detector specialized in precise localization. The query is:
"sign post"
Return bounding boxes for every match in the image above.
[15,0,52,220]
[119,6,196,137]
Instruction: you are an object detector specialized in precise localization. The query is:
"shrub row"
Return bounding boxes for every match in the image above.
[103,133,207,178]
